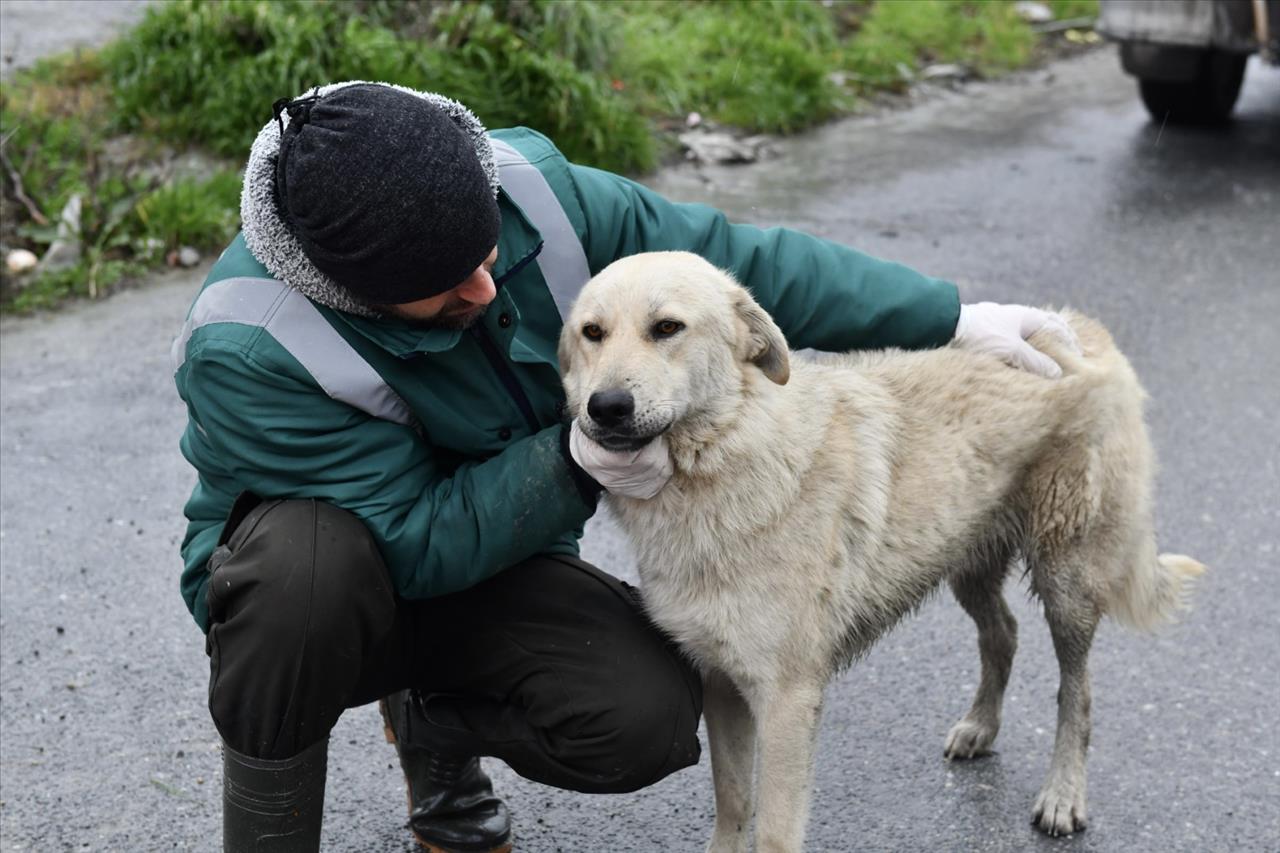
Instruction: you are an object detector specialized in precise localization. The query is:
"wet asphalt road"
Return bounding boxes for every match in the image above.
[2,48,1278,853]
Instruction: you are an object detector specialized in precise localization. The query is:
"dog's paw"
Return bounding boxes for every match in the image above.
[943,714,999,759]
[1031,779,1087,837]
[705,829,749,853]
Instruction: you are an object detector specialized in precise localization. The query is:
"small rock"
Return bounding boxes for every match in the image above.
[177,246,201,268]
[1064,28,1101,44]
[685,111,702,129]
[1014,1,1054,24]
[678,131,773,165]
[921,64,971,82]
[5,248,38,274]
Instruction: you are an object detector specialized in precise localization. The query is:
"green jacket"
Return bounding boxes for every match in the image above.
[174,127,959,632]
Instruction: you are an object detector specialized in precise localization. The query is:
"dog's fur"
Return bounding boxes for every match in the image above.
[558,252,1204,853]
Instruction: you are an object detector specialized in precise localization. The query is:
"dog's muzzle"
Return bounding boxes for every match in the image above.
[583,388,671,451]
[587,389,634,429]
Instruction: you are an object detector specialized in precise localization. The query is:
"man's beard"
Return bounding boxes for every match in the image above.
[427,303,489,331]
[382,301,489,331]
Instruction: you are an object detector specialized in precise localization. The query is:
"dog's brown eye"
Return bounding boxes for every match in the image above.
[583,323,604,341]
[653,320,684,338]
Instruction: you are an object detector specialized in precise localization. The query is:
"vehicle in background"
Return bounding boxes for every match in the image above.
[1098,0,1279,123]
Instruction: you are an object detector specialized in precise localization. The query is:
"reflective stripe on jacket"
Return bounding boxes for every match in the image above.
[174,127,960,632]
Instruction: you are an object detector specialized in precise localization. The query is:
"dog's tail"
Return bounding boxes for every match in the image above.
[1109,549,1206,631]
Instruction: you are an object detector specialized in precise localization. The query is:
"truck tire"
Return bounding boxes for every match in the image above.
[1138,50,1248,124]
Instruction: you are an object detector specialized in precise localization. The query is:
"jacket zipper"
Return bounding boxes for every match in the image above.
[469,242,546,436]
[470,324,542,434]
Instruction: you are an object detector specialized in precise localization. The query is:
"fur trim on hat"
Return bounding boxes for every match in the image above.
[241,81,499,317]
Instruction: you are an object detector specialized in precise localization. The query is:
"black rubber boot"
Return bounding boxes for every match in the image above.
[222,737,328,852]
[380,691,512,853]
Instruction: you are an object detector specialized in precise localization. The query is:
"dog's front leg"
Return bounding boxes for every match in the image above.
[704,670,756,853]
[750,679,825,853]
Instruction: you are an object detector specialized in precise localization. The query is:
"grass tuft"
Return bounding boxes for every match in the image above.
[1,0,1097,313]
[132,172,243,255]
[101,0,654,173]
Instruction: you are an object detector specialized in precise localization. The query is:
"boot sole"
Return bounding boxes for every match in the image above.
[413,838,512,853]
[406,788,514,853]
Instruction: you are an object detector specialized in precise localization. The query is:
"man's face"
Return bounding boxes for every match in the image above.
[381,246,499,330]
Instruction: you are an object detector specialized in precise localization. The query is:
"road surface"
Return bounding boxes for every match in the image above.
[2,47,1277,853]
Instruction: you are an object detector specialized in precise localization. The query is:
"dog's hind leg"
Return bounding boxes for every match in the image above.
[944,559,1018,759]
[1030,562,1102,837]
[703,671,756,853]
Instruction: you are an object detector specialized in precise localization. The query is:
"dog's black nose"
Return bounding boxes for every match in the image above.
[587,389,635,428]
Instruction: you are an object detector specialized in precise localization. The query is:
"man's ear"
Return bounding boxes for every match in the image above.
[733,288,790,385]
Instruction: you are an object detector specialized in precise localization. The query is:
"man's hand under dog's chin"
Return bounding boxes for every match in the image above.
[569,420,674,500]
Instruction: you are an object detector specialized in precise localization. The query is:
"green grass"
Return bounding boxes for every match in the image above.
[1046,0,1103,20]
[1,52,116,241]
[1,0,1098,314]
[0,48,244,312]
[839,1,1039,91]
[610,0,849,133]
[102,0,655,173]
[100,0,1097,170]
[133,172,243,254]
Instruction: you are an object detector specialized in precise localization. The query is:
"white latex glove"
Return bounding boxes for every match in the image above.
[954,302,1082,379]
[569,419,673,500]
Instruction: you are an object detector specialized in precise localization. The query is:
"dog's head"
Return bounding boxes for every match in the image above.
[558,252,789,452]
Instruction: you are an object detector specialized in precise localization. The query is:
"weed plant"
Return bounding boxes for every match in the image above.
[1,0,1097,313]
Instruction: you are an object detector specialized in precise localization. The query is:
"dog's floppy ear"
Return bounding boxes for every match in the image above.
[733,288,790,385]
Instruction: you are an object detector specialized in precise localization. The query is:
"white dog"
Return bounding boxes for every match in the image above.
[558,252,1204,852]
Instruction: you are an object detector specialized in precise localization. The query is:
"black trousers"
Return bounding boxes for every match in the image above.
[204,496,703,794]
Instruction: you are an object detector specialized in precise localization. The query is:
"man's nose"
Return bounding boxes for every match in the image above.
[455,267,497,305]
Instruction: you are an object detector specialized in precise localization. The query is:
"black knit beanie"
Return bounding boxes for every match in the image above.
[273,84,500,305]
